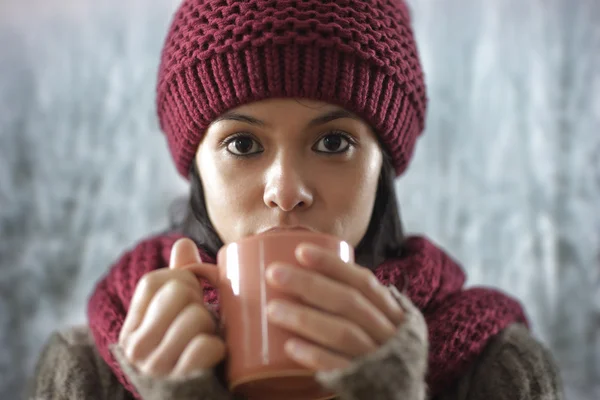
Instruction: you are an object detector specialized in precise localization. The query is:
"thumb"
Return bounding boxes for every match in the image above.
[170,237,202,270]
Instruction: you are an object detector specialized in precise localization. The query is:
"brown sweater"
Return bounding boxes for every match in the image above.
[26,289,564,400]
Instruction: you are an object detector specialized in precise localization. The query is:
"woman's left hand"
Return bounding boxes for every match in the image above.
[265,242,405,372]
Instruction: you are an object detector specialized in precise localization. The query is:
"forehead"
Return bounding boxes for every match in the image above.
[209,98,370,131]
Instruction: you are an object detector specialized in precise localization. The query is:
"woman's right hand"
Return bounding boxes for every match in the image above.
[118,238,226,378]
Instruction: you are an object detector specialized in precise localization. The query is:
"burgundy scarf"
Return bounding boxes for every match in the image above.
[87,233,527,398]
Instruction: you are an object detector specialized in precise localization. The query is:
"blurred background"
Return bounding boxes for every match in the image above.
[1,0,599,398]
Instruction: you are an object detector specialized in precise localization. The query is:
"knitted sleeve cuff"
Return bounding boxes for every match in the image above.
[441,323,565,400]
[315,285,429,400]
[110,343,233,400]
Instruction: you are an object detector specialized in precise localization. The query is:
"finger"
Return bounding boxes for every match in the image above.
[285,338,351,372]
[119,268,203,343]
[139,303,216,376]
[170,335,227,377]
[266,263,396,344]
[124,280,206,362]
[170,238,202,269]
[296,243,404,325]
[267,300,376,358]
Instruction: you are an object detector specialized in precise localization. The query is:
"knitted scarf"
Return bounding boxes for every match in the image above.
[87,233,527,399]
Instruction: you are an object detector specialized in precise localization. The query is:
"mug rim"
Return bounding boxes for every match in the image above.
[217,230,351,260]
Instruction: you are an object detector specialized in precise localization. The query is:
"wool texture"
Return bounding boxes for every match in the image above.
[87,233,527,398]
[156,0,428,178]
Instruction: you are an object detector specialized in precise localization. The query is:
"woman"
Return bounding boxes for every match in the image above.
[28,0,564,399]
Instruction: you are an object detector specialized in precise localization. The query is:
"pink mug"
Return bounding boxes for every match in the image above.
[186,231,354,400]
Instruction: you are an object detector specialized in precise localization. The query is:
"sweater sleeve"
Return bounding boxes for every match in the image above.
[439,323,564,400]
[110,343,234,400]
[26,325,234,400]
[315,285,429,400]
[26,326,133,400]
[313,284,564,400]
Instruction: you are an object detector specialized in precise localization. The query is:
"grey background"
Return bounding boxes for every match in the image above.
[1,0,599,398]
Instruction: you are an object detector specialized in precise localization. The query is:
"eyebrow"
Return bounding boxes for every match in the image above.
[211,108,359,129]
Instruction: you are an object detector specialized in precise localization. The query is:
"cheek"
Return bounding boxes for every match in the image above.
[196,153,260,243]
[351,176,379,240]
[196,153,237,240]
[332,155,381,246]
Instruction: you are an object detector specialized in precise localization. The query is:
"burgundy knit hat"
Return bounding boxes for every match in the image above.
[157,0,427,178]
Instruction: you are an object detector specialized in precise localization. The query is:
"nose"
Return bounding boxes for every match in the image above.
[263,156,313,212]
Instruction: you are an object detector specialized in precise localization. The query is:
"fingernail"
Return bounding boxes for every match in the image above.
[371,278,404,317]
[267,302,288,321]
[368,274,381,290]
[170,238,201,268]
[267,265,290,284]
[296,243,318,262]
[387,293,404,319]
[285,339,309,359]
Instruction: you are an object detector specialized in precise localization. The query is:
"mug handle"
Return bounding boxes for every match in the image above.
[183,263,220,288]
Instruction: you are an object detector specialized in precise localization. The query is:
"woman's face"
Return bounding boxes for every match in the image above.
[195,98,383,247]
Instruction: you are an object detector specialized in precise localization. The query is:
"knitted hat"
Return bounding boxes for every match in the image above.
[157,0,427,178]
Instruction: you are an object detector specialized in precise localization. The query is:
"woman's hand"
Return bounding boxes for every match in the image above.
[266,243,405,371]
[118,238,226,378]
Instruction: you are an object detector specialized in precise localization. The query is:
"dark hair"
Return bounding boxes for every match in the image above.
[170,149,405,269]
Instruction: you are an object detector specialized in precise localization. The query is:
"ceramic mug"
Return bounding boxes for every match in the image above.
[185,231,354,400]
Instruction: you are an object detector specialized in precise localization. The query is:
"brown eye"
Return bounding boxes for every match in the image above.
[314,133,352,153]
[225,135,262,156]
